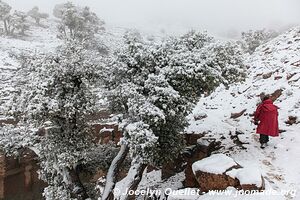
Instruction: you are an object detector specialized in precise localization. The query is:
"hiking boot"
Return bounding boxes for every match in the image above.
[260,143,267,149]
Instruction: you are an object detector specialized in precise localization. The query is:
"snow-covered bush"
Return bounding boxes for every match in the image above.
[203,41,246,85]
[27,6,49,25]
[54,2,104,42]
[241,29,278,54]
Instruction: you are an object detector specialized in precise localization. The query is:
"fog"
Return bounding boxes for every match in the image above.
[5,0,300,36]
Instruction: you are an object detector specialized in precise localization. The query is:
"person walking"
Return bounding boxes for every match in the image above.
[254,95,279,149]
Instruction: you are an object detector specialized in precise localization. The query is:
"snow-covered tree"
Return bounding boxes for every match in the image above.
[53,2,104,42]
[6,40,101,200]
[101,31,246,200]
[0,1,30,36]
[0,0,11,35]
[241,29,278,54]
[27,6,49,25]
[9,11,30,35]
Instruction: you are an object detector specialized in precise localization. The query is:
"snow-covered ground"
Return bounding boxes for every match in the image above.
[180,27,300,199]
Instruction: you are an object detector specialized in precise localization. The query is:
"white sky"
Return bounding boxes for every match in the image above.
[5,0,300,36]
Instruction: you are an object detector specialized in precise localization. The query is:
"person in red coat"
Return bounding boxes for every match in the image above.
[254,95,279,149]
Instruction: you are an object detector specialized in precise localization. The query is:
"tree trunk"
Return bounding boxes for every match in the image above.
[3,20,8,35]
[119,161,147,200]
[102,144,129,200]
[36,17,40,25]
[66,167,89,200]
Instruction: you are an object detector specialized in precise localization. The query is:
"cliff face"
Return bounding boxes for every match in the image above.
[0,148,46,200]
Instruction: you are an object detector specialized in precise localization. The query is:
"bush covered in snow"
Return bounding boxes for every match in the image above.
[241,29,278,54]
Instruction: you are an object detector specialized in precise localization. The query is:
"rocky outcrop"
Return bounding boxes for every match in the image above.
[192,154,265,193]
[0,148,46,200]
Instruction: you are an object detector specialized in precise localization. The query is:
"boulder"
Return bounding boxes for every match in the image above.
[192,154,265,192]
[192,154,241,192]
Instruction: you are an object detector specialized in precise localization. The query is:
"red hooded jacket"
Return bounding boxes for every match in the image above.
[254,99,279,137]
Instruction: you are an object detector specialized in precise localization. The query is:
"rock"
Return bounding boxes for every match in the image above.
[226,167,265,191]
[192,154,241,192]
[279,129,287,133]
[287,73,297,80]
[291,60,300,67]
[262,72,272,79]
[92,123,122,144]
[271,89,283,102]
[285,116,298,125]
[193,113,208,121]
[192,154,265,192]
[230,109,247,119]
[274,76,282,80]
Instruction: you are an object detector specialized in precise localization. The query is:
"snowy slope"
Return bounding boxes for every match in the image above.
[183,27,300,199]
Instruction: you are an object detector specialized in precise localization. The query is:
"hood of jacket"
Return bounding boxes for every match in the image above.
[261,99,278,112]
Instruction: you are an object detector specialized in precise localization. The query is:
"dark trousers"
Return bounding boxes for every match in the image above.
[259,134,269,144]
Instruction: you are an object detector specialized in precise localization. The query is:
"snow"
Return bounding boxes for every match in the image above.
[192,154,237,175]
[226,167,263,187]
[99,127,114,133]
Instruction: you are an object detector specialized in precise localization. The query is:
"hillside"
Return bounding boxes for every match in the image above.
[182,27,300,199]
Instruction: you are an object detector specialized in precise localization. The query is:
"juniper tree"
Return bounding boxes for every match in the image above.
[9,11,29,35]
[53,2,104,42]
[102,31,246,200]
[27,6,49,25]
[0,0,11,35]
[0,1,30,36]
[6,40,101,200]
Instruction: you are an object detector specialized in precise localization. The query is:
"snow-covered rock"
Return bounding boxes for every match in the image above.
[192,154,238,175]
[192,154,265,192]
